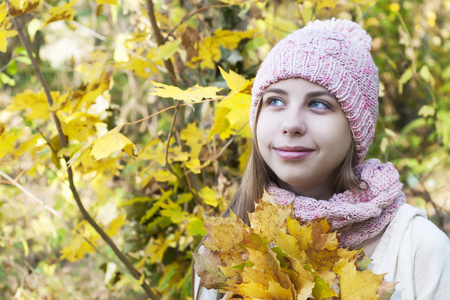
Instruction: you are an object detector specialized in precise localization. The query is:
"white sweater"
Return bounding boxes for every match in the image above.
[370,203,450,299]
[194,204,450,300]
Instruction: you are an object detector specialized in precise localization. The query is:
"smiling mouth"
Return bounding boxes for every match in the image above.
[274,146,315,161]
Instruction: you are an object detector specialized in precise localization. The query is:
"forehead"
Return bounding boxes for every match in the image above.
[263,78,331,95]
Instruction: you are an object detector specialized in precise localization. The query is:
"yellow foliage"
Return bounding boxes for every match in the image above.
[7,0,41,17]
[219,66,253,95]
[14,133,46,159]
[150,81,222,108]
[180,123,205,159]
[153,38,182,61]
[139,139,190,164]
[7,90,65,121]
[0,3,18,53]
[219,0,264,4]
[62,112,104,142]
[60,213,126,263]
[180,123,209,173]
[194,199,395,299]
[43,0,77,27]
[76,51,110,84]
[339,259,384,299]
[0,124,22,160]
[198,186,220,207]
[189,29,257,69]
[209,93,252,140]
[154,170,178,182]
[90,125,136,160]
[95,0,118,5]
[60,221,99,262]
[115,48,160,78]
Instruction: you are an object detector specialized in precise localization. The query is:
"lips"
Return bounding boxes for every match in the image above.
[274,146,315,161]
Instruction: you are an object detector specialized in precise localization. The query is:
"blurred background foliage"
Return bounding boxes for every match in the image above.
[0,0,449,299]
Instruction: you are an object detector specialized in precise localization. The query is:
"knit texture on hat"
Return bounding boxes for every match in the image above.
[250,18,379,165]
[266,159,405,248]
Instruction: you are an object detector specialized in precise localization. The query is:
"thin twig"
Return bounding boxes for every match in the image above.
[145,0,177,86]
[145,0,179,180]
[214,121,249,159]
[163,3,228,42]
[0,170,69,227]
[0,170,124,268]
[124,97,221,126]
[163,101,183,183]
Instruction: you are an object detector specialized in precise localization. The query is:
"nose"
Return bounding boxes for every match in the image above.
[281,109,306,136]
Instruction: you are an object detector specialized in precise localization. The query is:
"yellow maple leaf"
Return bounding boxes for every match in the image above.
[150,81,222,108]
[152,38,182,61]
[62,112,104,142]
[180,123,205,158]
[70,74,111,115]
[249,200,292,242]
[138,139,189,165]
[339,259,384,299]
[209,93,251,141]
[43,0,77,27]
[0,124,22,160]
[160,205,189,224]
[317,0,338,9]
[189,29,256,69]
[95,0,117,5]
[114,48,160,78]
[219,0,264,4]
[7,90,65,121]
[153,170,177,182]
[0,4,18,53]
[195,199,394,299]
[180,123,209,173]
[203,211,247,252]
[80,151,123,176]
[218,67,251,95]
[7,0,41,17]
[13,133,45,159]
[60,220,99,262]
[198,186,220,207]
[89,125,137,160]
[105,214,127,236]
[76,51,109,84]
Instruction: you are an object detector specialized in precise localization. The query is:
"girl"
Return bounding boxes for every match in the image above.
[193,18,450,299]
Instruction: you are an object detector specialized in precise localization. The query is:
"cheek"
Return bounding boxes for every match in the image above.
[317,118,351,152]
[255,112,271,145]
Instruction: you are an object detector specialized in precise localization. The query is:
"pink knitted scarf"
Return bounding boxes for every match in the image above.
[267,159,406,248]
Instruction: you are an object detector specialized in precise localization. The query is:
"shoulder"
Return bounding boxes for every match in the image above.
[399,204,449,250]
[371,203,449,273]
[372,204,450,298]
[389,203,449,252]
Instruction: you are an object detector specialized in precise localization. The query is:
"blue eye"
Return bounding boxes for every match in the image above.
[309,100,329,109]
[267,97,284,106]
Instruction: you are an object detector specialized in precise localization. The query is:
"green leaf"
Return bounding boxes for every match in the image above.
[186,217,207,236]
[418,105,435,118]
[398,67,413,94]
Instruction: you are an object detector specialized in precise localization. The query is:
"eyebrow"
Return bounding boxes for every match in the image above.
[263,88,333,98]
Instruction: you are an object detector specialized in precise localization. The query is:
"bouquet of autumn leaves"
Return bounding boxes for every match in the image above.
[193,194,396,299]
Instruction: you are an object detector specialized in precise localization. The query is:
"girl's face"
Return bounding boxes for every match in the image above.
[256,78,352,199]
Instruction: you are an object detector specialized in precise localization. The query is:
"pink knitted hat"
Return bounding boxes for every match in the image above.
[250,18,379,165]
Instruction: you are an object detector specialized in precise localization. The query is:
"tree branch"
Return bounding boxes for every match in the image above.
[145,0,177,86]
[7,4,158,299]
